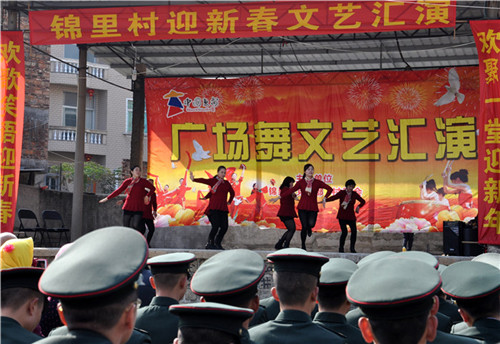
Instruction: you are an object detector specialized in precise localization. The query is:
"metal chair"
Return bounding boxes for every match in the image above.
[41,210,70,247]
[17,209,45,245]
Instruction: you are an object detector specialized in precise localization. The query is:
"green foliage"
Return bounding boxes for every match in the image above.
[50,162,118,193]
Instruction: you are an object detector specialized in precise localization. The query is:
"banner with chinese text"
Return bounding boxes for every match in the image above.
[1,31,25,232]
[29,1,456,45]
[145,67,480,235]
[471,20,500,245]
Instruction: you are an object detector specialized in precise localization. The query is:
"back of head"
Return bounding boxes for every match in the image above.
[441,261,500,321]
[347,258,441,344]
[191,249,265,308]
[39,226,148,333]
[275,271,317,307]
[170,302,253,344]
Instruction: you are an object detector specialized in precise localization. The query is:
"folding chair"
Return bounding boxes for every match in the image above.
[17,209,45,246]
[41,210,70,247]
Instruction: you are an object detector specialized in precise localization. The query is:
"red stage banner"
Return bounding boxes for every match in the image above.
[145,67,479,234]
[471,20,500,245]
[1,31,25,232]
[29,1,456,45]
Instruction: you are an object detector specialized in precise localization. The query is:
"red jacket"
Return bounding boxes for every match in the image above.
[277,187,297,218]
[194,177,235,214]
[326,189,365,221]
[107,178,155,212]
[281,179,333,212]
[143,192,157,220]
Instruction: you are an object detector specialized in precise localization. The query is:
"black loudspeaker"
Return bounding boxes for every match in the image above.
[461,226,484,256]
[443,221,462,256]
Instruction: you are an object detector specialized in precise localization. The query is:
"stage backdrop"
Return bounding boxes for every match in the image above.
[146,67,479,234]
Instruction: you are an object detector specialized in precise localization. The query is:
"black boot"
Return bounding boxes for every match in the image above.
[274,238,284,250]
[339,246,344,253]
[205,240,215,249]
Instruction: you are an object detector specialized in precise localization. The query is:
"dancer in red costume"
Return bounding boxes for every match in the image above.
[278,164,333,250]
[99,165,155,232]
[190,166,235,250]
[272,176,299,250]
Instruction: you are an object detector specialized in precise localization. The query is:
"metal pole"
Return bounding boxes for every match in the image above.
[71,45,87,240]
[130,64,146,169]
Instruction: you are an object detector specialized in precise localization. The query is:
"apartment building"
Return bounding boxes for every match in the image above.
[47,44,147,191]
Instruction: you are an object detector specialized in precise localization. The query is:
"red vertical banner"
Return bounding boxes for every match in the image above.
[1,31,25,232]
[471,21,500,244]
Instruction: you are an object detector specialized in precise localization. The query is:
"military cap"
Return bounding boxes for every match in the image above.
[437,264,447,275]
[1,267,44,291]
[191,249,265,303]
[441,261,500,299]
[346,258,441,320]
[267,248,329,278]
[39,226,148,305]
[357,251,395,268]
[472,252,500,269]
[147,252,195,275]
[394,250,439,269]
[319,258,358,286]
[169,302,253,337]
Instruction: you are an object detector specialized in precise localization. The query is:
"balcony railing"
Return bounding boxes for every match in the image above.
[49,126,107,145]
[51,59,106,79]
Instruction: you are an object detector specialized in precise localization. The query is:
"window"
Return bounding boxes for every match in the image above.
[126,98,147,134]
[64,44,95,63]
[63,91,96,129]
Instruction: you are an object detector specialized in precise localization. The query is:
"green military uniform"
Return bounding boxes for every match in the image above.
[48,326,151,344]
[438,298,462,324]
[249,248,345,344]
[170,302,254,343]
[1,316,42,344]
[250,309,346,344]
[33,226,148,344]
[442,261,500,344]
[313,258,363,344]
[190,249,266,344]
[1,261,45,344]
[135,252,195,344]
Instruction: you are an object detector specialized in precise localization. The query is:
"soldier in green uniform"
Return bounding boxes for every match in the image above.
[190,249,266,344]
[1,237,45,344]
[135,252,195,344]
[33,226,149,344]
[313,258,364,344]
[346,257,480,344]
[345,251,395,328]
[169,302,254,344]
[249,248,345,344]
[442,260,500,344]
[1,267,45,344]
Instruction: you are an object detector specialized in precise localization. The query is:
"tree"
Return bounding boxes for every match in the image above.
[49,162,119,194]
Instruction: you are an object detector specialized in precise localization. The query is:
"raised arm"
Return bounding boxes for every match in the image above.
[99,179,131,203]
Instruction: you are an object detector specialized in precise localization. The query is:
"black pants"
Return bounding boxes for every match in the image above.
[276,217,296,249]
[298,210,317,250]
[208,210,229,245]
[123,210,144,234]
[403,233,414,250]
[339,219,357,252]
[142,218,155,245]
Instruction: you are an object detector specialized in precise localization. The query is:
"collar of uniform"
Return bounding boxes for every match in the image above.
[313,312,346,324]
[150,296,179,307]
[473,317,500,330]
[57,329,112,343]
[275,309,313,323]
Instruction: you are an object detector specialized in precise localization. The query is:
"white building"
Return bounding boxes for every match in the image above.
[46,44,147,191]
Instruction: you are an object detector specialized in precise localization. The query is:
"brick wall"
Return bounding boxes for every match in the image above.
[20,13,50,169]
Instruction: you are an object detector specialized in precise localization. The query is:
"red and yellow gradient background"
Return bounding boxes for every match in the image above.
[145,67,479,232]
